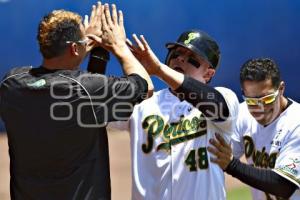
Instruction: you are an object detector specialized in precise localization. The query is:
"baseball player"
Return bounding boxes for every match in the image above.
[0,3,153,199]
[208,58,300,199]
[125,30,239,199]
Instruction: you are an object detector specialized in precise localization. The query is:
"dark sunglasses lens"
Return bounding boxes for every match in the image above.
[170,51,180,59]
[188,58,200,68]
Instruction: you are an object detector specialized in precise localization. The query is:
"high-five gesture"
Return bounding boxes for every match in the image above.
[83,2,103,52]
[88,3,153,96]
[127,34,184,90]
[84,2,102,36]
[89,4,127,55]
[126,34,161,75]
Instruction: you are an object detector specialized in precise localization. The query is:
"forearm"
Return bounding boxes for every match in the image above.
[175,76,229,121]
[226,158,297,198]
[113,45,154,95]
[154,64,229,120]
[154,63,184,90]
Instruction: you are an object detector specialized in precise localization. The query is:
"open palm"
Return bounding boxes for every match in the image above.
[126,34,161,75]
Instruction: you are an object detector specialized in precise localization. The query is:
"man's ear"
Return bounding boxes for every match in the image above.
[279,81,285,95]
[204,68,215,83]
[70,43,80,56]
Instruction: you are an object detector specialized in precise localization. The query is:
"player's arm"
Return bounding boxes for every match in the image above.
[88,4,154,97]
[87,47,110,74]
[173,76,230,121]
[127,35,230,121]
[225,158,297,198]
[207,133,297,198]
[83,3,109,74]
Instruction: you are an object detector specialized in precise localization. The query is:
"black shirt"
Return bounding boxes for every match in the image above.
[0,66,148,200]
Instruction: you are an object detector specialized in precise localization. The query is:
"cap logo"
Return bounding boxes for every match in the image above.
[184,32,199,45]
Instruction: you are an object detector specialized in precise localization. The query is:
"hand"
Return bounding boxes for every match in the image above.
[86,4,126,56]
[207,133,233,170]
[84,2,103,52]
[84,2,102,36]
[126,34,161,75]
[99,3,127,53]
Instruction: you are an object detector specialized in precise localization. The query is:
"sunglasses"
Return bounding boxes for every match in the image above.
[243,90,279,106]
[66,38,89,46]
[169,50,201,68]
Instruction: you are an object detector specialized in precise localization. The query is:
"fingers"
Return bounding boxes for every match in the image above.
[86,34,102,44]
[207,146,222,158]
[215,133,228,147]
[84,15,89,29]
[101,5,108,31]
[85,2,102,35]
[209,138,226,153]
[90,5,96,25]
[99,3,124,32]
[126,38,135,51]
[132,34,145,51]
[111,4,118,24]
[209,155,218,164]
[208,137,232,159]
[140,35,150,50]
[207,146,228,170]
[126,38,141,56]
[95,2,102,23]
[126,38,133,47]
[118,10,124,27]
[104,3,113,27]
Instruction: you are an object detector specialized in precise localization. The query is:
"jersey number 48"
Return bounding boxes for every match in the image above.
[185,147,209,171]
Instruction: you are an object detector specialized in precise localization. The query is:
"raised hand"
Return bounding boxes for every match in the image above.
[87,3,154,96]
[84,2,102,52]
[126,34,162,75]
[97,3,127,53]
[84,2,102,36]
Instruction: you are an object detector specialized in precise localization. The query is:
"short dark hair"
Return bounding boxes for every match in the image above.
[37,10,83,59]
[240,58,281,89]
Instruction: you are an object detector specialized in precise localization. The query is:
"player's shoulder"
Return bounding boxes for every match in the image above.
[133,88,167,110]
[282,99,300,129]
[1,66,32,88]
[214,86,239,103]
[214,86,240,118]
[214,86,237,96]
[288,99,300,111]
[2,66,32,79]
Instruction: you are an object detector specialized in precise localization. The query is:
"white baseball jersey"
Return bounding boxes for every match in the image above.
[130,87,239,200]
[232,100,300,200]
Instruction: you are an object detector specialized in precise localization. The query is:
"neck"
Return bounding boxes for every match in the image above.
[280,96,288,113]
[42,56,78,70]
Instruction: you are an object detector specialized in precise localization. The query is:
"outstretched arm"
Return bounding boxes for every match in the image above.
[88,3,153,97]
[207,134,297,198]
[127,34,184,89]
[83,2,109,74]
[127,35,230,120]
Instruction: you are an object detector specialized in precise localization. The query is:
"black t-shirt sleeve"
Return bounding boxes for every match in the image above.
[79,73,148,123]
[174,75,229,121]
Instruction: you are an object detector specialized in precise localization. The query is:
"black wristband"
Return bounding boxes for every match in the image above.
[90,47,110,61]
[87,47,110,74]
